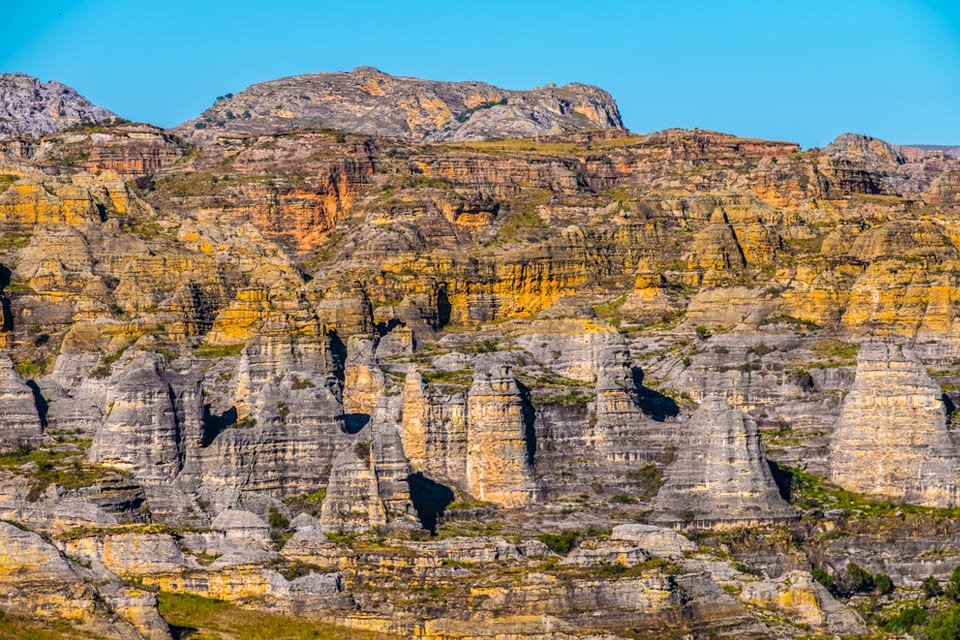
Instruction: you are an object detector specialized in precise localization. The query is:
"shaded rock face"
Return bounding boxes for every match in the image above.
[466,365,539,507]
[179,66,624,142]
[653,395,796,528]
[0,73,117,140]
[0,354,43,451]
[829,342,960,506]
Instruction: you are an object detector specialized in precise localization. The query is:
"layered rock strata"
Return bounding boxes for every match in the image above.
[653,395,796,527]
[828,342,960,506]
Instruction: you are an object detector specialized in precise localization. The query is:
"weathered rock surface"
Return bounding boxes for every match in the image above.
[466,364,539,507]
[653,395,797,527]
[829,342,960,506]
[0,73,117,140]
[610,524,696,558]
[179,66,624,142]
[0,353,43,450]
[0,522,171,639]
[739,570,865,635]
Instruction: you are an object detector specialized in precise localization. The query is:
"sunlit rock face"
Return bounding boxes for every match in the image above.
[829,342,960,507]
[1,69,960,638]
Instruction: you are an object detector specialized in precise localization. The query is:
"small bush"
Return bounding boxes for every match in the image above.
[924,575,944,598]
[354,441,371,465]
[845,562,875,593]
[695,325,711,339]
[268,506,290,530]
[537,530,579,555]
[874,572,894,595]
[946,565,960,601]
[811,567,835,591]
[610,493,636,504]
[625,463,663,501]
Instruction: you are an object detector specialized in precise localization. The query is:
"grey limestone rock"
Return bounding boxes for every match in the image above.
[0,354,43,451]
[0,73,117,140]
[653,395,797,528]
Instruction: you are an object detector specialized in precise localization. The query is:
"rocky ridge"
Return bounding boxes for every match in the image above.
[0,73,118,140]
[177,66,624,142]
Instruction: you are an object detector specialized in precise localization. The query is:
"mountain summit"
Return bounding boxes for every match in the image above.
[0,73,117,140]
[177,66,624,141]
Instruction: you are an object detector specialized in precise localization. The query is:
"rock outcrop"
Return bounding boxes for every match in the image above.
[653,395,797,528]
[0,73,117,140]
[89,353,193,479]
[0,521,171,639]
[0,354,43,450]
[465,365,539,507]
[179,66,623,141]
[829,342,960,506]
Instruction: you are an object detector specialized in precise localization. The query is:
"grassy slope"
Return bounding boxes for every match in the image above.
[157,592,394,640]
[0,612,107,640]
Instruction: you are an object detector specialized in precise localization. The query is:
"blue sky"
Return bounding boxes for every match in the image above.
[2,0,958,148]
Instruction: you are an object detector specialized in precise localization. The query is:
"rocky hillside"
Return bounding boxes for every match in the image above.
[2,71,960,639]
[0,73,118,140]
[177,66,624,141]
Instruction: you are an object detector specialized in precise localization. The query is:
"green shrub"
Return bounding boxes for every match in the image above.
[925,605,960,640]
[845,562,875,593]
[268,506,290,530]
[874,572,894,595]
[882,604,927,633]
[625,463,663,501]
[925,575,944,598]
[609,493,636,504]
[947,565,960,601]
[811,567,835,591]
[13,358,47,379]
[537,530,579,555]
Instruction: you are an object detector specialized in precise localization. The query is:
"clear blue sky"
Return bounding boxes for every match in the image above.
[2,0,958,148]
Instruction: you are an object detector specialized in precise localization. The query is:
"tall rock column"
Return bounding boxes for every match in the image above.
[653,395,796,528]
[0,354,43,451]
[400,368,467,483]
[466,365,538,507]
[828,342,960,507]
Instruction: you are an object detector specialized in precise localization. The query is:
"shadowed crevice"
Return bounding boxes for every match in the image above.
[406,472,454,534]
[631,366,679,421]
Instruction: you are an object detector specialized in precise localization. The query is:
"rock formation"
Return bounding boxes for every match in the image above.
[653,395,797,528]
[465,364,539,507]
[829,342,960,506]
[178,66,624,142]
[0,354,43,450]
[0,66,959,638]
[0,73,117,139]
